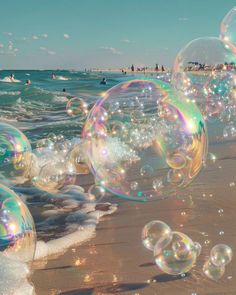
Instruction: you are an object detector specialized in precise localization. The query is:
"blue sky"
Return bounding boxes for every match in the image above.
[0,0,235,69]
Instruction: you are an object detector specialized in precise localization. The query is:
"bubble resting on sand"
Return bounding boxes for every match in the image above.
[141,220,172,251]
[83,79,207,201]
[154,231,197,275]
[171,37,236,122]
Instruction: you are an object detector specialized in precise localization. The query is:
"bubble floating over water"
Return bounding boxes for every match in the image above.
[142,220,172,251]
[83,79,207,201]
[203,259,225,280]
[0,123,32,186]
[66,97,88,118]
[220,7,236,53]
[154,231,197,275]
[210,244,233,267]
[171,37,236,122]
[0,184,36,263]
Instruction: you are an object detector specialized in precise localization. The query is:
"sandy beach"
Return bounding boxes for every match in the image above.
[31,137,236,295]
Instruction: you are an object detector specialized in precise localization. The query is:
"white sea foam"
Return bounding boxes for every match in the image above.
[0,91,21,96]
[0,77,21,83]
[35,202,117,259]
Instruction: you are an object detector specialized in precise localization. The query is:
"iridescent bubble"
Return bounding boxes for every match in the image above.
[210,244,233,267]
[154,231,197,275]
[68,144,90,175]
[0,123,32,185]
[193,241,202,257]
[203,259,225,280]
[140,165,154,177]
[141,220,172,251]
[220,7,236,53]
[130,181,138,191]
[83,79,207,201]
[172,37,236,122]
[66,97,88,118]
[87,184,106,202]
[0,184,36,263]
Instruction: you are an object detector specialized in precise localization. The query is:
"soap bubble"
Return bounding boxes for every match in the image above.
[141,220,172,251]
[203,259,225,280]
[83,79,207,201]
[171,37,236,121]
[66,97,88,118]
[210,244,233,267]
[220,7,236,53]
[0,123,32,186]
[154,231,197,275]
[87,184,106,203]
[0,184,36,263]
[68,144,90,175]
[193,241,202,257]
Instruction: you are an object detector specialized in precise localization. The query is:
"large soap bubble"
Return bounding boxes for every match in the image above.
[172,37,236,122]
[83,79,207,201]
[0,184,36,263]
[210,244,233,267]
[142,220,172,251]
[154,231,197,275]
[220,7,236,53]
[0,123,32,186]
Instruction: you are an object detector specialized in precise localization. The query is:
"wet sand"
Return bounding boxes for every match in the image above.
[32,139,236,295]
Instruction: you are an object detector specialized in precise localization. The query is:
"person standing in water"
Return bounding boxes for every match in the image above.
[100,78,107,85]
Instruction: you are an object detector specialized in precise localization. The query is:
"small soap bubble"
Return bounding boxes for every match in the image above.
[203,259,225,280]
[210,244,233,267]
[141,220,172,251]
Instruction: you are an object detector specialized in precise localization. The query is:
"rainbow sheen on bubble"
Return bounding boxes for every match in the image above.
[0,184,36,263]
[0,123,32,186]
[142,220,172,251]
[210,244,233,267]
[66,97,88,118]
[203,259,225,281]
[220,7,236,54]
[171,37,236,122]
[154,231,197,275]
[83,79,207,201]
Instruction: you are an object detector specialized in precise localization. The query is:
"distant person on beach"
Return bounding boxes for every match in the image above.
[161,65,165,72]
[10,73,15,81]
[155,64,159,72]
[25,79,31,86]
[100,78,107,85]
[131,64,134,72]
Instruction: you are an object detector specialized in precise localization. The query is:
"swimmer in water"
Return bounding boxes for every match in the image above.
[62,88,66,92]
[100,78,107,85]
[25,79,31,86]
[10,73,15,81]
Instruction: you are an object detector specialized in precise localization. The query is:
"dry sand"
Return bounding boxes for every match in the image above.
[31,138,236,295]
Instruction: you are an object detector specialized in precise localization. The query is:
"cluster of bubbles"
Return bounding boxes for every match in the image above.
[203,244,233,280]
[83,79,207,201]
[141,220,201,275]
[142,220,233,280]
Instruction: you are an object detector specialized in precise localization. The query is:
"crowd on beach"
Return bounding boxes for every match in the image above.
[184,61,236,72]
